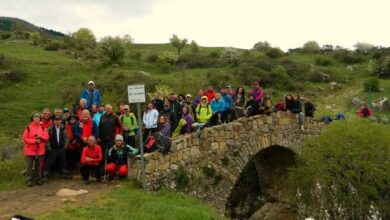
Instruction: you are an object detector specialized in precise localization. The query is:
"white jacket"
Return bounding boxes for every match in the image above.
[143,109,159,129]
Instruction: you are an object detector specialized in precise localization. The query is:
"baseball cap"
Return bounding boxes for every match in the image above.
[88,81,95,85]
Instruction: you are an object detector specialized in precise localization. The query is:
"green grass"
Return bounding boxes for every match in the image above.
[40,182,225,220]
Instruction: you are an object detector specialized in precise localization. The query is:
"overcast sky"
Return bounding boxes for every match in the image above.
[1,0,389,50]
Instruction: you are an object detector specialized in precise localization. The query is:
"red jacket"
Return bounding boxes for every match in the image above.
[81,145,103,166]
[23,122,49,156]
[41,117,53,129]
[358,107,373,118]
[80,118,94,141]
[205,90,215,104]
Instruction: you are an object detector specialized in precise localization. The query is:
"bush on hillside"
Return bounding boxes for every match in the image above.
[146,53,159,63]
[98,36,128,64]
[235,63,265,85]
[374,55,390,78]
[265,48,284,59]
[44,41,61,51]
[0,32,12,40]
[178,53,218,69]
[0,69,26,82]
[290,120,390,219]
[315,57,332,66]
[280,58,311,80]
[0,53,8,67]
[129,51,142,60]
[331,49,364,64]
[364,77,380,92]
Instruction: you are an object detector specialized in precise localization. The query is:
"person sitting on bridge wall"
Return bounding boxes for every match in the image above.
[259,94,273,115]
[158,114,172,137]
[248,81,264,115]
[180,106,194,135]
[159,101,178,133]
[221,87,236,123]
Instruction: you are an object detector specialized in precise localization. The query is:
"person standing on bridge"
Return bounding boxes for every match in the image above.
[143,102,159,141]
[291,95,305,131]
[233,87,245,118]
[23,112,49,186]
[210,93,225,125]
[304,99,316,118]
[195,96,213,128]
[119,105,138,147]
[159,101,178,133]
[249,81,264,115]
[80,80,102,112]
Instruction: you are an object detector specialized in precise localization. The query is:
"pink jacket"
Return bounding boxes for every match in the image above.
[23,122,49,156]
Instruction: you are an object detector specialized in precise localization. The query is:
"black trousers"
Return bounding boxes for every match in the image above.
[25,156,43,183]
[44,148,67,174]
[210,112,223,126]
[143,128,158,142]
[66,148,81,172]
[80,164,102,181]
[123,133,136,147]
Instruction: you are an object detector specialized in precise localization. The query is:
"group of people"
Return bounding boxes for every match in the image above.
[23,80,320,187]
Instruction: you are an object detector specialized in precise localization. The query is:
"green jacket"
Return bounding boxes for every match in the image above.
[120,113,138,136]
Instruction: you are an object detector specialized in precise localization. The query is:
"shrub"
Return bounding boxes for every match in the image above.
[202,165,216,177]
[332,49,364,64]
[129,51,142,60]
[290,120,390,219]
[0,32,12,40]
[0,69,26,82]
[265,48,284,59]
[280,58,311,80]
[44,41,61,51]
[176,165,190,189]
[178,53,218,68]
[0,53,8,67]
[98,36,128,64]
[146,53,159,63]
[302,41,321,53]
[364,77,380,92]
[374,55,390,78]
[315,57,332,66]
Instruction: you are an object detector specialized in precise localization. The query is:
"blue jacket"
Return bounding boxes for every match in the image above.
[80,89,102,109]
[221,93,233,112]
[210,98,225,113]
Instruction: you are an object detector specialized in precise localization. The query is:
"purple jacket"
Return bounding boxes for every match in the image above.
[159,123,171,137]
[182,113,193,134]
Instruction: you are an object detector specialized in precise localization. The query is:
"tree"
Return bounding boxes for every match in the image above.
[291,120,390,219]
[354,42,375,54]
[253,41,271,52]
[190,40,199,53]
[98,36,127,64]
[169,34,187,56]
[73,28,96,49]
[302,41,320,53]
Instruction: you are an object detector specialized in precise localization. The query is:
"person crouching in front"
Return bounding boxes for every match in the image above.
[80,136,103,184]
[106,134,137,181]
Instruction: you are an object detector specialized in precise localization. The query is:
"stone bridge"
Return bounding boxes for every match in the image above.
[129,111,326,218]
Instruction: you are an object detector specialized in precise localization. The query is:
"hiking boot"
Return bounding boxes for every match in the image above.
[26,181,34,187]
[301,125,305,131]
[36,180,43,186]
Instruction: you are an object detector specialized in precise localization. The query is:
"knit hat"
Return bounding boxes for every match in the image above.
[115,134,124,141]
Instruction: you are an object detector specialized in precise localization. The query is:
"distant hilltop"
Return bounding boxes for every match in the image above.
[0,16,65,38]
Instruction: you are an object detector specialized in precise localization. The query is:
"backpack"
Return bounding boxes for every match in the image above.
[152,132,172,153]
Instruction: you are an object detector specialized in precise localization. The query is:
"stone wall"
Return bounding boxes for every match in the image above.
[128,111,326,212]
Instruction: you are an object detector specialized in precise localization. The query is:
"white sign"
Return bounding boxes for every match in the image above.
[128,84,146,103]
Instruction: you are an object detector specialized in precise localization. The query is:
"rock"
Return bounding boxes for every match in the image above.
[351,97,364,107]
[56,189,88,197]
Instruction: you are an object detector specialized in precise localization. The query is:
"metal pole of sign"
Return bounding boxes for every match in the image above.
[128,84,147,192]
[137,102,146,192]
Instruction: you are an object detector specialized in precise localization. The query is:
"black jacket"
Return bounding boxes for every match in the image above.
[304,102,316,117]
[99,113,121,142]
[107,144,132,165]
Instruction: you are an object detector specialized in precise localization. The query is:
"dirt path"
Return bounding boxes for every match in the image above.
[0,178,116,219]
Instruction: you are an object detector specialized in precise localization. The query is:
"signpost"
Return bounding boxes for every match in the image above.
[128,84,146,191]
